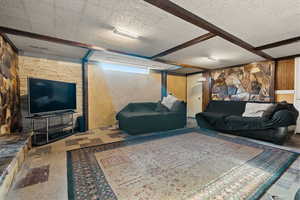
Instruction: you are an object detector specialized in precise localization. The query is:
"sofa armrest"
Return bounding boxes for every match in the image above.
[268,110,298,127]
[116,104,131,120]
[116,102,158,120]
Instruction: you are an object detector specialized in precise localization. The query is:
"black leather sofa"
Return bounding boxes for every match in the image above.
[116,102,186,135]
[196,101,298,144]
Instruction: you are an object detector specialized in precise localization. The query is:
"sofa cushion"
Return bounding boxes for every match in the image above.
[242,103,273,117]
[206,101,246,115]
[170,100,185,113]
[128,102,157,112]
[262,101,289,120]
[119,111,163,118]
[224,115,264,130]
[155,101,169,112]
[200,112,229,127]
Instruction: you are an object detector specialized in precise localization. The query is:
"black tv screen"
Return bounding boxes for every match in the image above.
[28,78,76,114]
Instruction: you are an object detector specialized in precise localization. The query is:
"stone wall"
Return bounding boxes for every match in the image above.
[0,35,21,135]
[18,56,83,132]
[211,61,275,102]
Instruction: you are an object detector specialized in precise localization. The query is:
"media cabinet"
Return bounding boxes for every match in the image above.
[26,111,75,146]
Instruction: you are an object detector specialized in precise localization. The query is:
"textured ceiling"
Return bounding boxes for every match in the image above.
[90,50,180,71]
[170,67,203,75]
[8,34,88,60]
[264,41,300,58]
[171,0,300,47]
[161,37,263,69]
[0,0,299,68]
[0,0,206,58]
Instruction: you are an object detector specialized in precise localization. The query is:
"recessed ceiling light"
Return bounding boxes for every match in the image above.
[113,28,139,39]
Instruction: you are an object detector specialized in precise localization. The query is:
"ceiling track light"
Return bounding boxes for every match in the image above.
[113,28,139,39]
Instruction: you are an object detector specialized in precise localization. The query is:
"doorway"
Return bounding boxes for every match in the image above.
[187,74,203,118]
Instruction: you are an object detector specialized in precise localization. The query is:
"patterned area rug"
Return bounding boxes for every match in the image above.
[67,129,299,200]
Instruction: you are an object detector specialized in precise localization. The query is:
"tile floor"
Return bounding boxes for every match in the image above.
[4,122,300,200]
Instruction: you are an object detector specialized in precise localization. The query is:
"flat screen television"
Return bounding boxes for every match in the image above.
[28,78,76,114]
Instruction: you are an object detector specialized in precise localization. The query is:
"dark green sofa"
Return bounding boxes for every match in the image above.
[116,102,186,135]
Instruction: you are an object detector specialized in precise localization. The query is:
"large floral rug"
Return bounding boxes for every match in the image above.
[67,129,298,200]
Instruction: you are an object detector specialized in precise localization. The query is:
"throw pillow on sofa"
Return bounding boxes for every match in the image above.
[242,103,274,117]
[161,95,178,110]
[262,101,289,120]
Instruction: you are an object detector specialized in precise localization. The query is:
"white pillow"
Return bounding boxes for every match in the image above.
[161,95,178,110]
[242,103,274,117]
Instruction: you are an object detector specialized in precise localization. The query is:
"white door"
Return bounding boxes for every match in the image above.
[187,74,203,118]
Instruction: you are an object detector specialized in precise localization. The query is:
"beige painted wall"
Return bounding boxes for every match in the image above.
[18,56,83,131]
[167,75,187,101]
[88,63,161,129]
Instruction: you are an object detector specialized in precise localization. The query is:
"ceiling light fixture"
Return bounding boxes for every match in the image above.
[196,57,219,62]
[113,28,139,39]
[207,57,218,62]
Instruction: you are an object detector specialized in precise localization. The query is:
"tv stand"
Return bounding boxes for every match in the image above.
[26,111,75,146]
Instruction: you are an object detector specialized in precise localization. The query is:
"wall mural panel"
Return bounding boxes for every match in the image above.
[211,61,274,102]
[0,35,21,135]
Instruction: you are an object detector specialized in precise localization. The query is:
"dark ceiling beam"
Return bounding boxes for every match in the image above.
[1,26,206,71]
[178,63,207,71]
[151,32,216,59]
[143,0,274,60]
[186,71,205,76]
[154,58,208,71]
[166,71,188,76]
[0,26,105,51]
[0,32,19,53]
[208,62,251,71]
[255,36,300,50]
[0,26,157,61]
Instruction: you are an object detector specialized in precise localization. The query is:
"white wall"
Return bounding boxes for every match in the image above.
[294,57,300,133]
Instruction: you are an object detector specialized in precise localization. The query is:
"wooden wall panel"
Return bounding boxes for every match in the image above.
[202,72,211,111]
[275,59,295,90]
[167,74,187,101]
[275,94,294,103]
